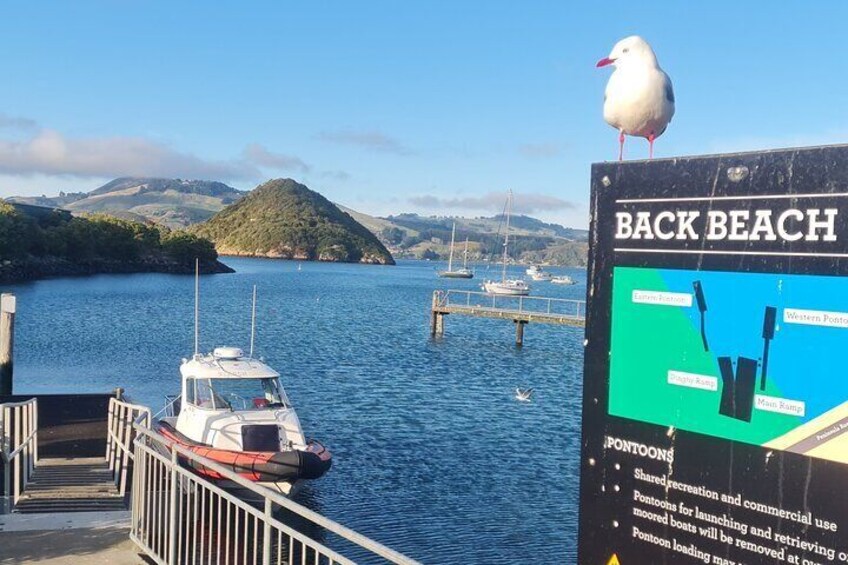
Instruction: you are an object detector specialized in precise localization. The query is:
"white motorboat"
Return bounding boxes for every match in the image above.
[526,265,542,276]
[438,222,474,279]
[156,347,332,496]
[155,281,331,497]
[551,275,576,285]
[531,271,553,281]
[483,190,530,296]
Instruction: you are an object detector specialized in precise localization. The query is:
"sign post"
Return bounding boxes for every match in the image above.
[579,145,848,564]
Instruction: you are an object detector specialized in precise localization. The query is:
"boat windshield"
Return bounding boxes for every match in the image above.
[187,377,290,411]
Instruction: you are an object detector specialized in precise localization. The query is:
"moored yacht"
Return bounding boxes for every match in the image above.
[483,278,531,295]
[483,190,530,296]
[437,222,474,279]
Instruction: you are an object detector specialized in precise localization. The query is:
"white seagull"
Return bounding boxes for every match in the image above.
[597,36,675,161]
[515,388,534,402]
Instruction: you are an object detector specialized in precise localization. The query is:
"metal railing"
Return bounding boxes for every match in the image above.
[0,398,37,513]
[106,397,151,497]
[130,423,421,565]
[435,289,585,319]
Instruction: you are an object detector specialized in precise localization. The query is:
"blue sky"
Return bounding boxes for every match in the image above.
[0,1,846,228]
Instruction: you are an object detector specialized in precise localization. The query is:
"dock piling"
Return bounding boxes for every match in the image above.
[514,320,527,347]
[430,291,446,337]
[0,294,16,395]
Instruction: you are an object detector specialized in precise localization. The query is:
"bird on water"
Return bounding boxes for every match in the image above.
[515,388,534,402]
[597,36,675,161]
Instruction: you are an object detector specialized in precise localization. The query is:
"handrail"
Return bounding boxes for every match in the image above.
[437,289,585,318]
[132,423,421,564]
[106,397,150,498]
[0,398,37,513]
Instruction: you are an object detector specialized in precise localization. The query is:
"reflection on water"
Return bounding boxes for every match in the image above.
[9,258,585,564]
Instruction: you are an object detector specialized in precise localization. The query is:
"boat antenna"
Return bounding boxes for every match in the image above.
[194,258,200,357]
[249,285,257,358]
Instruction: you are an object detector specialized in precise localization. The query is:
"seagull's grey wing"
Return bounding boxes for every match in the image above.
[663,72,675,104]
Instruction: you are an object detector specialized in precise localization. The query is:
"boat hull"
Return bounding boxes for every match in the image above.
[155,421,332,483]
[482,281,530,296]
[437,270,474,279]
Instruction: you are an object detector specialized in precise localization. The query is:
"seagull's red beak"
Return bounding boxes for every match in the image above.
[596,57,615,68]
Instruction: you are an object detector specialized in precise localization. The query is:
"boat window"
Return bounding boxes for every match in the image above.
[185,378,196,404]
[184,378,228,410]
[207,378,290,411]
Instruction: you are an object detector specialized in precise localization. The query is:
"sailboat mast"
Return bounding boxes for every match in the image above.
[463,237,469,269]
[501,190,512,283]
[448,222,456,272]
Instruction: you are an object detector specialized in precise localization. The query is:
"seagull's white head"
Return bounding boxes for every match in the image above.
[596,36,659,69]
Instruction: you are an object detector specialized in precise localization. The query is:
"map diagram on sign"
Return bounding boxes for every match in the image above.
[609,266,848,464]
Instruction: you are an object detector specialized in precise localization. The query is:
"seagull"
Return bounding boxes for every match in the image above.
[597,36,675,161]
[515,388,534,402]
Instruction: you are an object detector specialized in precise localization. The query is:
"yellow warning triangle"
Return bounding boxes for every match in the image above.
[606,554,621,565]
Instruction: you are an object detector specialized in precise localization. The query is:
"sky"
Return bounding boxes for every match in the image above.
[0,1,846,229]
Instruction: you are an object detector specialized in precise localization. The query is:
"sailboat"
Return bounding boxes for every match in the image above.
[482,191,530,296]
[437,222,474,278]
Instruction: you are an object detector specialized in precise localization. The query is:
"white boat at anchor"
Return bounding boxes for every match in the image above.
[551,275,576,285]
[483,278,531,295]
[482,190,530,296]
[437,222,474,279]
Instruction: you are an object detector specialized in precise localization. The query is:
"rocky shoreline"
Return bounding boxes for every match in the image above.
[217,248,395,265]
[0,256,234,284]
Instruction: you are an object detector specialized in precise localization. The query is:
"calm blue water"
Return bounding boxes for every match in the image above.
[7,258,584,564]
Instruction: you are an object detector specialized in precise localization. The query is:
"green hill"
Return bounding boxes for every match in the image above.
[192,179,395,265]
[7,177,245,229]
[0,201,232,283]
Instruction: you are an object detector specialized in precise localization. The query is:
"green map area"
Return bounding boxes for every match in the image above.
[608,267,798,446]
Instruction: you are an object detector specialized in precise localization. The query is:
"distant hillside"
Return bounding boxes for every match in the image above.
[8,177,245,229]
[0,201,232,283]
[192,179,395,265]
[372,212,588,266]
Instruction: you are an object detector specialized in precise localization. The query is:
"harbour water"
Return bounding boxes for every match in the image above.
[7,258,584,563]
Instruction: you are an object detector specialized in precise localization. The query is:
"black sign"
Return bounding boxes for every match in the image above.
[578,145,848,565]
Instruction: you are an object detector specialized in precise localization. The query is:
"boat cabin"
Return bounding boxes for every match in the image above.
[174,347,307,452]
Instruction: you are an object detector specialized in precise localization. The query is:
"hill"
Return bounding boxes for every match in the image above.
[0,202,232,283]
[7,177,245,229]
[371,212,588,266]
[192,179,395,265]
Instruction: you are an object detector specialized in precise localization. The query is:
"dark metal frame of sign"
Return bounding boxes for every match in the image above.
[578,145,848,565]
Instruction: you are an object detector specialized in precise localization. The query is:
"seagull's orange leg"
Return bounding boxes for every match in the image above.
[648,132,655,160]
[618,131,625,162]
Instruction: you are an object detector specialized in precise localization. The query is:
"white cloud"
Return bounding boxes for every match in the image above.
[0,129,260,181]
[408,191,575,215]
[243,143,310,173]
[318,129,412,155]
[518,142,562,159]
[0,113,38,130]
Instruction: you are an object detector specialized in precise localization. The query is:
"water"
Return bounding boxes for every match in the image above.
[7,258,585,563]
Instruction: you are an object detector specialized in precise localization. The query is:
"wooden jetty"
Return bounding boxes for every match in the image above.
[430,289,586,346]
